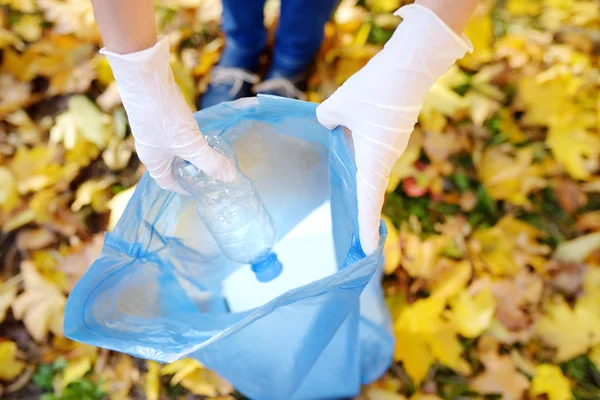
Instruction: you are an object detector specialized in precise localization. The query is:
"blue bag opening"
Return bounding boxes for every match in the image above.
[64,96,394,399]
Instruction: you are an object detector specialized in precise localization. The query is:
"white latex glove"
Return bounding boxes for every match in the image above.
[317,4,473,254]
[101,39,237,193]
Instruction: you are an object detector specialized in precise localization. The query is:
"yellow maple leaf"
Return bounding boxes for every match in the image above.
[52,95,112,149]
[536,295,600,361]
[144,361,161,400]
[61,356,93,388]
[449,286,496,338]
[421,66,470,118]
[0,0,37,12]
[71,177,116,213]
[0,341,26,381]
[547,112,600,180]
[364,387,407,400]
[394,327,435,384]
[171,58,197,111]
[531,364,573,400]
[11,261,66,342]
[470,350,530,400]
[399,229,448,279]
[555,232,600,263]
[506,0,542,16]
[410,395,442,400]
[394,296,469,383]
[383,216,400,274]
[518,75,581,127]
[37,0,99,41]
[13,14,43,42]
[0,166,20,213]
[101,354,134,400]
[0,74,33,116]
[430,260,472,300]
[0,278,19,323]
[161,359,232,396]
[387,130,422,192]
[459,12,494,69]
[590,343,600,373]
[10,146,63,194]
[477,146,547,206]
[469,216,549,276]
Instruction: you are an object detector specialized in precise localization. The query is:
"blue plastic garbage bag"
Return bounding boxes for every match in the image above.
[64,95,394,399]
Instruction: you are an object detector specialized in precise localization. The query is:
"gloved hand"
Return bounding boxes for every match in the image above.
[101,39,237,193]
[317,4,472,254]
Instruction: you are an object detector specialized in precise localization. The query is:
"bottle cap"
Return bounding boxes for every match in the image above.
[251,253,283,283]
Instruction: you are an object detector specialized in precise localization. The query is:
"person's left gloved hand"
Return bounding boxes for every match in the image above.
[317,4,472,254]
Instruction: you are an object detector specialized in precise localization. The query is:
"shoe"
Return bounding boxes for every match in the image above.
[253,67,311,100]
[199,43,261,109]
[199,66,259,109]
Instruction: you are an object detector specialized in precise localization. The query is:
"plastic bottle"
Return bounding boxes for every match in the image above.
[173,135,282,282]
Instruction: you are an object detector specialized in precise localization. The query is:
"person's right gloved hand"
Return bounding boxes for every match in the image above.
[317,4,473,255]
[101,39,237,193]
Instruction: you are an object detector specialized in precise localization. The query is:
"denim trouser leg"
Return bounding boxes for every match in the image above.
[220,0,268,70]
[272,0,339,76]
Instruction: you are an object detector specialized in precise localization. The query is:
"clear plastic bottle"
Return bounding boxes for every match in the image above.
[173,135,282,282]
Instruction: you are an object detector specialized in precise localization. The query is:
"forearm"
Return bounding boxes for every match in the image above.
[416,0,478,33]
[91,0,157,54]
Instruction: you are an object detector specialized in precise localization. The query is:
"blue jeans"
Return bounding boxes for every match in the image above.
[220,0,338,76]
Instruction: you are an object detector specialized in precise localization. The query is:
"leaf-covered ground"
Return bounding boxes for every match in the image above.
[1,0,600,399]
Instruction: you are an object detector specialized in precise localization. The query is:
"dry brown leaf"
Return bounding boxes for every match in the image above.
[470,350,530,400]
[16,228,57,251]
[57,234,104,291]
[555,178,588,214]
[491,271,543,331]
[11,261,66,342]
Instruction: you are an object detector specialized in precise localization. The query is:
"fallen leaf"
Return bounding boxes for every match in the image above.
[491,271,543,331]
[536,294,600,361]
[449,286,496,338]
[469,216,550,276]
[383,216,400,274]
[470,350,530,400]
[577,210,600,232]
[0,166,20,213]
[364,387,407,400]
[16,228,57,251]
[477,146,547,206]
[144,361,160,400]
[0,341,26,381]
[11,261,66,342]
[430,260,472,301]
[545,259,586,296]
[61,355,92,388]
[555,178,587,214]
[530,364,573,400]
[399,229,448,279]
[0,278,19,323]
[554,232,600,263]
[102,354,135,400]
[107,185,136,231]
[459,11,494,69]
[51,95,112,149]
[57,234,104,291]
[13,14,43,42]
[590,343,600,373]
[71,176,116,213]
[10,146,63,194]
[161,359,232,396]
[547,112,600,180]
